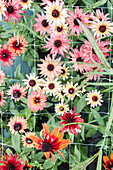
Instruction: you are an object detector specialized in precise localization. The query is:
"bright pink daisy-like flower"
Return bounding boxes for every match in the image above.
[33,11,50,37]
[68,45,91,73]
[67,6,88,37]
[43,33,71,57]
[28,90,47,112]
[0,44,17,67]
[59,107,84,135]
[84,37,111,64]
[4,0,26,24]
[7,83,27,102]
[0,153,24,170]
[93,9,111,22]
[0,89,7,107]
[0,69,5,84]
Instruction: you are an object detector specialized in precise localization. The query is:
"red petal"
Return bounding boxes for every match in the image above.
[110,153,113,164]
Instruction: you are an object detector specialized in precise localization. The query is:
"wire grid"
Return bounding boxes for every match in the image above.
[0,3,113,170]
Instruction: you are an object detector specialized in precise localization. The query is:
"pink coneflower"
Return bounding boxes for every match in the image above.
[33,11,50,37]
[4,0,26,24]
[28,90,47,112]
[8,34,28,56]
[37,54,62,80]
[7,83,27,102]
[0,89,6,107]
[0,69,5,84]
[94,9,111,22]
[43,32,71,57]
[59,107,84,135]
[50,23,68,35]
[0,153,24,170]
[84,37,111,64]
[7,116,28,135]
[69,45,91,73]
[67,6,88,37]
[0,44,17,67]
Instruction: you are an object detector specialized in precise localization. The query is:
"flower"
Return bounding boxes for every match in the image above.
[28,90,47,112]
[4,0,26,24]
[59,107,84,135]
[85,90,103,108]
[60,64,70,80]
[0,153,24,170]
[22,160,32,170]
[22,72,39,93]
[63,81,80,100]
[0,44,17,67]
[30,123,71,162]
[37,54,62,80]
[103,153,113,170]
[67,6,88,37]
[20,0,33,9]
[0,89,6,106]
[55,86,65,101]
[44,0,67,26]
[40,0,61,6]
[0,0,6,21]
[8,34,28,56]
[7,116,28,135]
[55,101,69,115]
[0,69,5,85]
[22,132,35,148]
[33,11,50,37]
[7,83,27,102]
[50,23,68,34]
[43,32,71,57]
[94,9,111,22]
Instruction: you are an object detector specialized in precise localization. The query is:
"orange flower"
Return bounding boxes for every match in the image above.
[30,123,71,162]
[103,153,113,170]
[22,160,32,170]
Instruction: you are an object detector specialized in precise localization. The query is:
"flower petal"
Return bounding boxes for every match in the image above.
[103,156,111,167]
[44,152,50,160]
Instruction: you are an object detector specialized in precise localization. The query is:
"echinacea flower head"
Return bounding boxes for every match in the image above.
[67,6,88,37]
[85,90,103,108]
[0,69,5,85]
[0,89,6,107]
[22,160,32,170]
[64,81,80,100]
[4,0,26,24]
[60,64,70,80]
[20,0,33,9]
[22,132,35,148]
[37,54,62,80]
[43,32,71,57]
[7,116,28,135]
[50,23,68,35]
[59,107,84,135]
[22,72,39,93]
[8,34,28,56]
[55,101,69,115]
[0,0,6,21]
[33,11,50,37]
[28,90,47,112]
[44,0,67,26]
[103,153,113,170]
[0,153,24,170]
[7,83,27,102]
[0,44,17,67]
[30,123,71,162]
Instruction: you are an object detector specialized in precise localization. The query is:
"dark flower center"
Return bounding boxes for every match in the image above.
[92,95,98,102]
[99,18,102,21]
[23,165,29,170]
[42,19,49,27]
[26,138,33,144]
[61,90,65,95]
[48,83,55,90]
[29,79,36,87]
[15,43,20,48]
[42,142,51,152]
[50,0,56,2]
[76,57,84,62]
[22,0,28,2]
[61,69,66,75]
[92,48,96,55]
[88,18,93,21]
[34,97,40,103]
[99,25,106,33]
[47,64,54,71]
[68,88,75,94]
[13,90,21,98]
[2,53,9,59]
[67,118,73,123]
[59,106,64,111]
[54,40,61,48]
[7,6,14,13]
[74,17,81,26]
[57,26,62,32]
[0,95,1,101]
[14,123,22,131]
[52,9,59,18]
[8,164,15,170]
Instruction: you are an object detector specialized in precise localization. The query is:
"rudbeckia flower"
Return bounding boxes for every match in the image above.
[20,0,33,9]
[30,123,71,162]
[55,101,69,115]
[59,107,84,135]
[103,153,113,170]
[50,23,68,35]
[0,153,24,170]
[60,64,70,80]
[22,132,35,148]
[22,160,32,170]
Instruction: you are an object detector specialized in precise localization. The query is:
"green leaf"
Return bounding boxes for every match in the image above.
[27,116,35,131]
[76,94,87,113]
[25,107,31,119]
[14,64,24,80]
[45,102,53,108]
[12,133,20,153]
[43,155,59,169]
[91,108,104,126]
[96,149,102,170]
[6,148,13,156]
[91,0,107,8]
[85,129,97,138]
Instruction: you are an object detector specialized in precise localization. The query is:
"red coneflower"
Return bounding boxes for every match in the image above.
[103,153,113,170]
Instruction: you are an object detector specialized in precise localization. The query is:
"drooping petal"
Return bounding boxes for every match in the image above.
[44,152,50,160]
